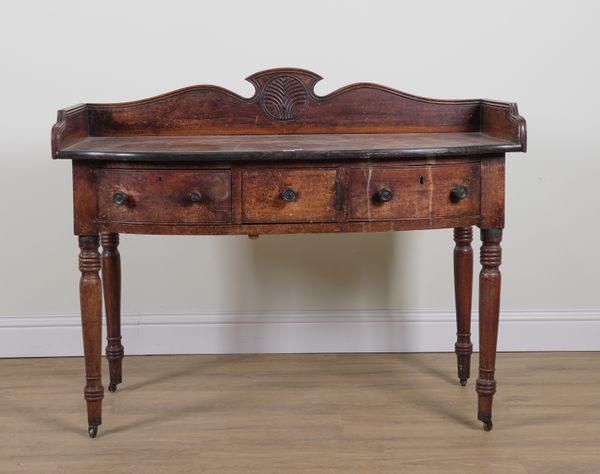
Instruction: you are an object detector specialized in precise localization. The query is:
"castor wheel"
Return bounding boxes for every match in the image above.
[483,421,493,432]
[108,382,118,393]
[460,379,467,387]
[88,426,98,438]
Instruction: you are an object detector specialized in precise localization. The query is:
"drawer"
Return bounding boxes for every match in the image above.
[98,170,231,224]
[349,163,480,220]
[242,169,339,223]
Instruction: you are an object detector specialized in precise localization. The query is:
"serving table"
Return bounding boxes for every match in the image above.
[52,68,526,437]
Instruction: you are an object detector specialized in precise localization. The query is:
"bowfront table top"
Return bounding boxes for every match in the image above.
[57,131,520,161]
[52,68,526,437]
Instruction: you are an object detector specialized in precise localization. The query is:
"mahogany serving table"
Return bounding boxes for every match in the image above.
[52,68,526,437]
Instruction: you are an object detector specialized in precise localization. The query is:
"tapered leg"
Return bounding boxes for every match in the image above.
[78,235,104,438]
[101,233,124,393]
[477,228,502,431]
[453,227,473,386]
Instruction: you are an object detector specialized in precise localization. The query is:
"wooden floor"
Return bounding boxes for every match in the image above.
[1,353,599,474]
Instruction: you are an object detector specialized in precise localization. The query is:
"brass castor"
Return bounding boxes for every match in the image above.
[483,421,493,432]
[88,426,98,438]
[460,379,467,387]
[108,382,118,393]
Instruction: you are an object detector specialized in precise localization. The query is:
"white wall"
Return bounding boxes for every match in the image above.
[1,1,599,356]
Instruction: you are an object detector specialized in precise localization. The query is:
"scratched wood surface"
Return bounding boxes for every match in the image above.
[89,159,483,232]
[349,163,480,221]
[57,132,520,161]
[0,353,598,474]
[98,169,232,224]
[51,68,526,159]
[242,168,338,223]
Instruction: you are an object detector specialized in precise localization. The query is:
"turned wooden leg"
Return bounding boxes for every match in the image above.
[78,235,104,438]
[453,227,473,387]
[477,228,502,431]
[101,233,124,393]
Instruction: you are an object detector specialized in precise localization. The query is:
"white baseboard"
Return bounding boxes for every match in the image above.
[1,309,599,357]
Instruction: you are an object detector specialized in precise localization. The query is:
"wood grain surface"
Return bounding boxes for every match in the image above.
[0,353,597,474]
[98,169,232,224]
[242,168,338,223]
[57,132,520,161]
[51,68,527,159]
[349,163,480,221]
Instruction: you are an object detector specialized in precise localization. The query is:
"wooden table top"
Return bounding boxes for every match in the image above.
[51,68,526,161]
[57,132,519,161]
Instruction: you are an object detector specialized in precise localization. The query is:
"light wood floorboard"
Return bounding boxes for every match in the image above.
[1,353,599,474]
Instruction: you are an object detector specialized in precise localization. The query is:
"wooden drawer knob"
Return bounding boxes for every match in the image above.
[280,187,298,202]
[376,187,394,202]
[112,192,127,205]
[190,191,202,203]
[451,185,468,202]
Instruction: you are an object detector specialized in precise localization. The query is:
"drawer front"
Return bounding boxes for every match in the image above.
[98,170,231,224]
[349,163,480,220]
[242,169,338,223]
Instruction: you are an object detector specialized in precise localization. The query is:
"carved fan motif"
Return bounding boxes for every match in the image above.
[261,76,308,120]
